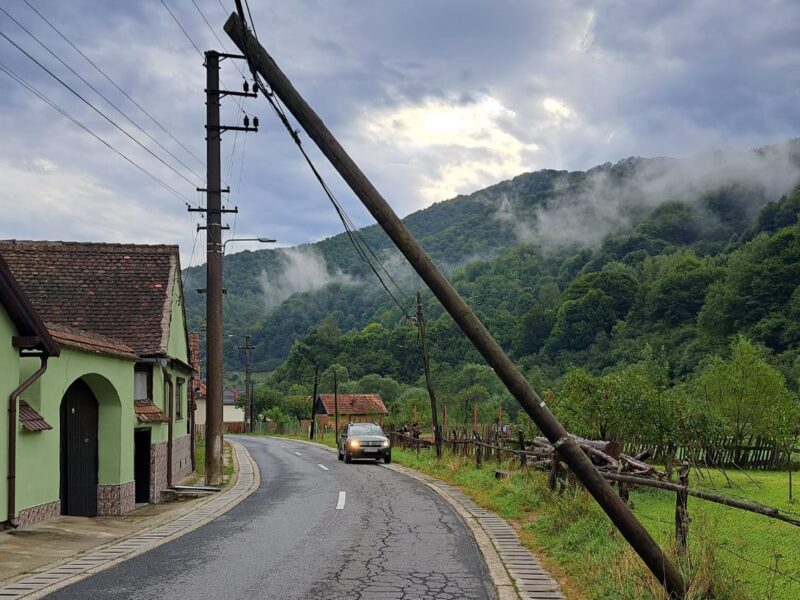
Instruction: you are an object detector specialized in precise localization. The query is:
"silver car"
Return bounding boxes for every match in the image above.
[338,422,391,464]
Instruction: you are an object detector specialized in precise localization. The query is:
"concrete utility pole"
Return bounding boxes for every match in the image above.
[224,15,686,598]
[239,334,255,432]
[204,50,224,486]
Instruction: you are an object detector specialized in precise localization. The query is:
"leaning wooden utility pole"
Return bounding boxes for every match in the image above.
[416,292,442,459]
[224,13,686,598]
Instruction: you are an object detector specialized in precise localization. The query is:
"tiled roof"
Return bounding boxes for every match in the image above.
[19,401,52,431]
[47,323,138,361]
[316,394,387,416]
[223,388,240,405]
[0,240,179,356]
[0,254,59,356]
[189,332,201,376]
[134,399,169,423]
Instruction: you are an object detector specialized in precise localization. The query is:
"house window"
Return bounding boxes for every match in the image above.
[176,378,185,420]
[134,365,152,400]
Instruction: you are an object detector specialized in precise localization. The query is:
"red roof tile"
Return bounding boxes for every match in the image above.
[19,401,52,431]
[315,394,387,416]
[134,399,169,423]
[47,323,138,361]
[0,240,180,356]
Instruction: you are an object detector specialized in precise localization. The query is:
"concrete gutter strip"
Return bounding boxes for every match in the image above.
[281,436,565,600]
[0,441,259,600]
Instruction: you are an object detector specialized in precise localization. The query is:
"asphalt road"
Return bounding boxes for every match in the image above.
[46,436,494,600]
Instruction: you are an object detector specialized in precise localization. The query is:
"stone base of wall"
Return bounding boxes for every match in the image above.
[97,481,135,516]
[16,500,61,528]
[150,441,168,503]
[172,434,192,482]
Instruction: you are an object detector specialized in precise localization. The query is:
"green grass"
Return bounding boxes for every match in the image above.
[270,432,798,599]
[192,439,234,486]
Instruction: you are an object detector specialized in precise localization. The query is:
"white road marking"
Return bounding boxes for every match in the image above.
[317,464,329,471]
[294,451,302,456]
[336,491,346,510]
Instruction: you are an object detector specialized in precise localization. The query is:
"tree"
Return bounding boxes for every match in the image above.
[547,289,617,352]
[697,336,797,450]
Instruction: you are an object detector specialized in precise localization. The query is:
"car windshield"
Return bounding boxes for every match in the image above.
[349,424,384,436]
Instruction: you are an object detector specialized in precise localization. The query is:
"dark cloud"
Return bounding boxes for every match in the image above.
[1,0,799,266]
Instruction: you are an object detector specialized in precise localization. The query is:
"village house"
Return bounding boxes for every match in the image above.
[313,393,388,430]
[193,384,245,434]
[0,241,193,529]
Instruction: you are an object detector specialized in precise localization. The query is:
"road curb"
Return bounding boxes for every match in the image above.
[268,435,565,600]
[0,441,260,599]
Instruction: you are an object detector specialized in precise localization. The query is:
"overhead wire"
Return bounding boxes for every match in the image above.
[160,0,202,57]
[234,5,411,316]
[0,5,204,184]
[0,29,202,189]
[22,0,205,169]
[0,60,195,206]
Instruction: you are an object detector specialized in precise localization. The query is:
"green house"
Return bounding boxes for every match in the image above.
[1,241,193,528]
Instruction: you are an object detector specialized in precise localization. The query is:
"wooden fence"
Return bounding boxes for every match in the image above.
[388,426,800,556]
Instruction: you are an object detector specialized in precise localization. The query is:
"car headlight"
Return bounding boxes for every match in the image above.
[350,439,360,449]
[382,439,390,447]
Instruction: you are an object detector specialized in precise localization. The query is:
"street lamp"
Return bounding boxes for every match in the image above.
[222,237,276,254]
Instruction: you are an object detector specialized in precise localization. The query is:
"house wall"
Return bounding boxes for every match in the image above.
[17,347,135,518]
[0,305,21,522]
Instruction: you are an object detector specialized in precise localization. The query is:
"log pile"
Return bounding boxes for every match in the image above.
[525,435,667,481]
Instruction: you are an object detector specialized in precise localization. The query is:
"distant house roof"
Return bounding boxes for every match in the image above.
[19,401,52,431]
[134,399,170,423]
[0,254,59,356]
[314,394,388,416]
[0,240,182,356]
[223,388,240,406]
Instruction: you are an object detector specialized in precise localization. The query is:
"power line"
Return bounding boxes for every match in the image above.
[0,29,202,189]
[0,5,205,184]
[234,4,411,316]
[22,0,204,169]
[0,60,195,206]
[160,0,202,57]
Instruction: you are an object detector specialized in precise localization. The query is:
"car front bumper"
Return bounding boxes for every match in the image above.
[347,446,390,459]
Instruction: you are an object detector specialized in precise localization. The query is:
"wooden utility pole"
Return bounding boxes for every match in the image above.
[310,363,319,439]
[224,14,686,598]
[203,50,224,486]
[239,334,255,432]
[334,369,339,436]
[416,293,442,459]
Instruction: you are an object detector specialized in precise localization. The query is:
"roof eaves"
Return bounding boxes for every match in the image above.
[0,254,60,357]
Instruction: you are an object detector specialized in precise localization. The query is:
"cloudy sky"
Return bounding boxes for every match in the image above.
[1,0,799,267]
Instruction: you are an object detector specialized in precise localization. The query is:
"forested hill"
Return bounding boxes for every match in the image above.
[182,140,800,373]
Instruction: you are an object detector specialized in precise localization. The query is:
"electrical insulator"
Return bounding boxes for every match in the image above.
[243,81,249,93]
[253,116,259,128]
[243,115,250,128]
[253,82,259,95]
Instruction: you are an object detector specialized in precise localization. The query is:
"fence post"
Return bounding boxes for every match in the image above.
[549,450,560,492]
[518,430,527,468]
[675,461,690,558]
[475,433,482,469]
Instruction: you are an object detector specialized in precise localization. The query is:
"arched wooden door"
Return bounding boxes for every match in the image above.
[60,379,98,516]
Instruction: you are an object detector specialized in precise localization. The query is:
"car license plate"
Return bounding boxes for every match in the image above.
[363,447,378,453]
